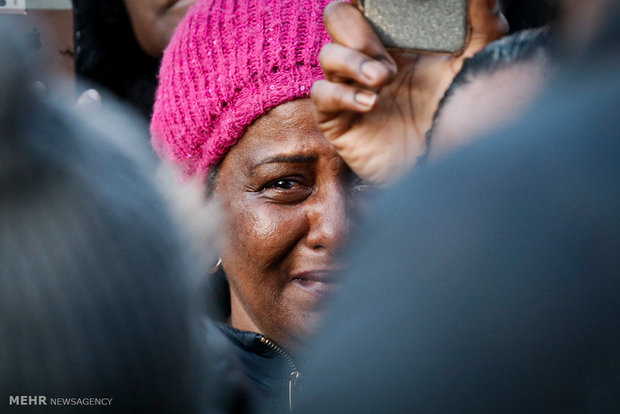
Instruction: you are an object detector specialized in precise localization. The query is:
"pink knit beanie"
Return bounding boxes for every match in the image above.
[151,0,336,178]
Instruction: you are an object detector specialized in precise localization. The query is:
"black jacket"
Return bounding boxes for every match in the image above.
[206,269,301,412]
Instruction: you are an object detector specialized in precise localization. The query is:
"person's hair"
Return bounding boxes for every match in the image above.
[424,27,551,156]
[0,23,208,413]
[206,161,221,197]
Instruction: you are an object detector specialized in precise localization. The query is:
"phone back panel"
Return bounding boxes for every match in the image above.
[358,0,469,53]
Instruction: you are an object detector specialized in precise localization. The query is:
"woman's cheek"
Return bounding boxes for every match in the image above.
[245,204,305,256]
[221,199,295,258]
[224,204,258,256]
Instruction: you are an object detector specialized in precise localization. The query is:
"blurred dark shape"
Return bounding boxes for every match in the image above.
[295,4,620,414]
[72,0,159,119]
[0,22,208,413]
[502,0,558,32]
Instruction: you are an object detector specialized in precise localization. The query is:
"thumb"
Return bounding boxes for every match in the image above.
[465,0,509,58]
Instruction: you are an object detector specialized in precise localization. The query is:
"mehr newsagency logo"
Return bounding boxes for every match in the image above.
[9,395,113,406]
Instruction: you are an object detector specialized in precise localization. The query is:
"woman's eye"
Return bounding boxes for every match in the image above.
[269,179,296,190]
[261,177,312,203]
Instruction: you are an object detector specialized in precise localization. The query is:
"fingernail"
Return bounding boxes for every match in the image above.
[354,91,377,108]
[360,60,387,82]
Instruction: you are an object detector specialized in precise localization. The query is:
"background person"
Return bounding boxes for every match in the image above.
[123,0,196,58]
[72,0,195,120]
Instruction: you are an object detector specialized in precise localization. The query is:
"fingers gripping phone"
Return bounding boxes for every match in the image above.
[352,0,470,54]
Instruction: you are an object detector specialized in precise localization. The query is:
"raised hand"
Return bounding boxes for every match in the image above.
[312,0,508,184]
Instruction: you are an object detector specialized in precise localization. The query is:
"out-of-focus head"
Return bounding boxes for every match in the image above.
[0,23,206,413]
[150,0,334,179]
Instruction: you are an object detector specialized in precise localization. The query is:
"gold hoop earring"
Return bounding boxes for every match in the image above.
[210,257,222,274]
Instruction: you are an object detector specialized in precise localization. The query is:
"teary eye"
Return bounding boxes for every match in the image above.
[259,175,313,204]
[270,179,296,190]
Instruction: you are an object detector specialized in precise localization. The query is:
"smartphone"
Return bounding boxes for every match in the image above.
[352,0,469,54]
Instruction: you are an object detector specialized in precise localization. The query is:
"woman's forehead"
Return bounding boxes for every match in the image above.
[248,99,317,138]
[226,100,338,168]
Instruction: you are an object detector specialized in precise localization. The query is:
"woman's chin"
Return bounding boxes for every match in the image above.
[282,309,325,352]
[275,282,340,348]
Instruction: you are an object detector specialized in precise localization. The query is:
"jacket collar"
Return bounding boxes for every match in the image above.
[204,268,298,364]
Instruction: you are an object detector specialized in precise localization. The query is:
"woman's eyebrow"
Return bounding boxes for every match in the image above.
[250,155,317,173]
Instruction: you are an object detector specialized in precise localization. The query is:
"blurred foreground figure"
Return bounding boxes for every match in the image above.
[0,25,208,413]
[297,1,620,413]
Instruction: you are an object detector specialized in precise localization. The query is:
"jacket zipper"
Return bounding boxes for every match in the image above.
[259,335,300,412]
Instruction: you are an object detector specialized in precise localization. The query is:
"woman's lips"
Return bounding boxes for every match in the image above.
[291,270,340,295]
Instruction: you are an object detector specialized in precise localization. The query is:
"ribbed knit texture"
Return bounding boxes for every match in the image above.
[150,0,336,179]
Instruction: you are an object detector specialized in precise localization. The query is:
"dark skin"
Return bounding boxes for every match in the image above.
[123,0,196,57]
[214,99,356,352]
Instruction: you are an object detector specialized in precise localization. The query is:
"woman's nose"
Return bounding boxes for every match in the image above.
[305,184,351,253]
